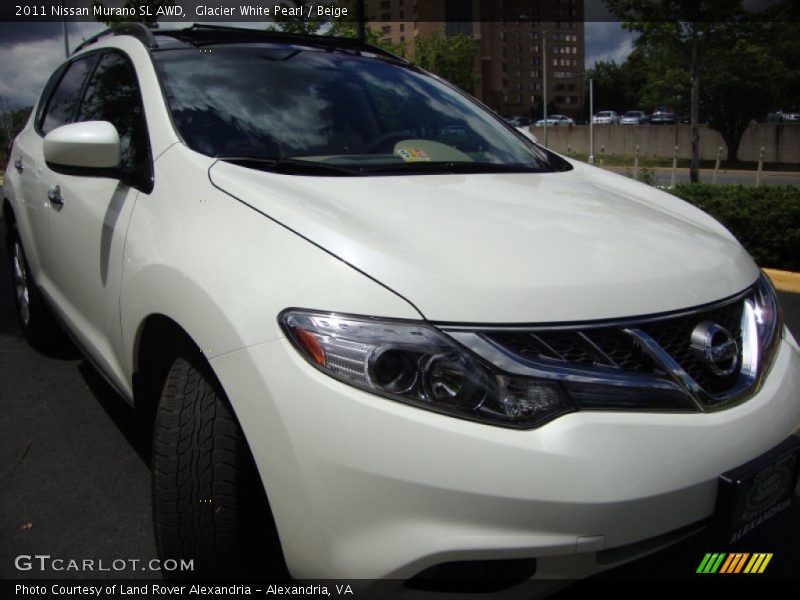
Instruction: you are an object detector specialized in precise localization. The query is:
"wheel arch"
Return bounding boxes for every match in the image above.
[132,313,204,462]
[2,198,16,234]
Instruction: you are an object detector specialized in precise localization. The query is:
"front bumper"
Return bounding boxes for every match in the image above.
[210,330,800,580]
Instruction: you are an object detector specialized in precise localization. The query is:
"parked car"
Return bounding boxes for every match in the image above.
[505,115,530,127]
[769,110,800,122]
[650,106,676,125]
[534,114,575,126]
[620,110,649,125]
[591,110,620,125]
[4,23,800,588]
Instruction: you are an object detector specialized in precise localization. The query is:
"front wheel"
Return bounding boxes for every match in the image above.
[151,349,288,579]
[6,226,57,349]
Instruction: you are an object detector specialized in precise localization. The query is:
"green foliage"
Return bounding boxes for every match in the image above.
[670,184,800,270]
[702,37,786,160]
[586,51,649,112]
[625,165,657,186]
[268,1,333,35]
[0,102,32,166]
[604,0,800,164]
[413,31,478,93]
[329,21,407,57]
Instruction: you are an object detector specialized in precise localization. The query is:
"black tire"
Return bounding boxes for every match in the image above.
[151,349,288,579]
[6,226,57,349]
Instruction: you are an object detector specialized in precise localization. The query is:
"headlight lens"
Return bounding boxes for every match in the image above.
[280,310,574,428]
[755,271,783,372]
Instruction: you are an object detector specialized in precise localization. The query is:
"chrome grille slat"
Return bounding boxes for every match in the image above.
[479,290,755,408]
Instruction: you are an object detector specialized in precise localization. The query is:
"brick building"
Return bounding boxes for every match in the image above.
[365,0,586,120]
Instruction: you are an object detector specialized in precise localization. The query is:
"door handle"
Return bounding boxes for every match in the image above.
[48,185,64,210]
[14,158,24,173]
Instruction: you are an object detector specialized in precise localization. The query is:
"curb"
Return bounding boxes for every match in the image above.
[764,269,800,294]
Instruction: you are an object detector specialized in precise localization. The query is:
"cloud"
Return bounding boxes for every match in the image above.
[0,22,105,107]
[584,21,638,68]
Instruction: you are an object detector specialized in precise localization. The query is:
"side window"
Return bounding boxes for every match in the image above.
[75,52,150,178]
[40,56,96,135]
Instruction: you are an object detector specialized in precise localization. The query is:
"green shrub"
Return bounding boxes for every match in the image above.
[670,184,800,272]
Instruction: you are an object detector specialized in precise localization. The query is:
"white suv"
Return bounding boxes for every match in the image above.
[3,24,800,587]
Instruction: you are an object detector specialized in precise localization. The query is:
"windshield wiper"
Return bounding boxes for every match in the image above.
[217,156,364,176]
[356,161,548,175]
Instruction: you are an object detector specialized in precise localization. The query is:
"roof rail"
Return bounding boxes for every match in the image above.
[159,23,409,64]
[72,22,157,55]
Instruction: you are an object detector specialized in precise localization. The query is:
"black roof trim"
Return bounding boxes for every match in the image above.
[73,22,158,55]
[156,24,409,64]
[73,22,409,65]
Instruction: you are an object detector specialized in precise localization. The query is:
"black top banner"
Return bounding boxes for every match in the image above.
[0,0,793,23]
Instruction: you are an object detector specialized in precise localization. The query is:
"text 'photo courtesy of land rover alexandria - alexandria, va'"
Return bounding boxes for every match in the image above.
[3,23,800,592]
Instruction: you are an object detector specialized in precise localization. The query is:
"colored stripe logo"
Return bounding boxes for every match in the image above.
[697,553,773,574]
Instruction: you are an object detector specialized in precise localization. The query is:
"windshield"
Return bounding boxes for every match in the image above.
[154,44,569,175]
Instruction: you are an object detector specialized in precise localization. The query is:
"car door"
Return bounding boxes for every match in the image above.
[11,55,97,286]
[41,50,153,396]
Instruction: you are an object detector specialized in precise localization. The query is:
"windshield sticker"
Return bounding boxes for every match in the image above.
[396,148,431,162]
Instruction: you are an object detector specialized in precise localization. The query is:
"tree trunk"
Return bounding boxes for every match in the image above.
[719,123,746,163]
[690,34,700,183]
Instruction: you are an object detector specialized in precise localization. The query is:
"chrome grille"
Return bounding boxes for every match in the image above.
[484,292,749,406]
[642,301,743,397]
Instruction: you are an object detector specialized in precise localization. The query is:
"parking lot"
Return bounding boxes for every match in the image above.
[0,217,798,582]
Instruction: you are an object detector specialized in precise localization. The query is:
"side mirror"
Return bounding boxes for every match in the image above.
[44,121,121,169]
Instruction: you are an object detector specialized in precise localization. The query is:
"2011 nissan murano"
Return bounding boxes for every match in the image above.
[3,24,799,589]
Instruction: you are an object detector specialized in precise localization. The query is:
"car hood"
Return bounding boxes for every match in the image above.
[208,159,758,323]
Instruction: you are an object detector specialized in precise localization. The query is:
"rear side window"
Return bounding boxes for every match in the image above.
[75,52,150,176]
[40,56,96,135]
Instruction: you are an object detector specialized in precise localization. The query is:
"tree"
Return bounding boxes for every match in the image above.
[586,52,649,113]
[0,99,32,166]
[269,1,334,35]
[328,21,407,57]
[269,3,406,57]
[413,31,478,94]
[702,37,785,160]
[606,0,742,183]
[750,0,800,112]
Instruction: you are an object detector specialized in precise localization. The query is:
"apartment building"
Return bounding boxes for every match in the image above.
[365,0,585,119]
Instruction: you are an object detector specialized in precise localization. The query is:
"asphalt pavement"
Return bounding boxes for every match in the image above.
[0,217,798,583]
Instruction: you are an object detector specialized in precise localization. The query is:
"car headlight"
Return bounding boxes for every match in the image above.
[280,310,574,428]
[754,271,783,374]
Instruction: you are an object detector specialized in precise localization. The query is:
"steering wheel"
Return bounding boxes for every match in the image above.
[366,130,414,153]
